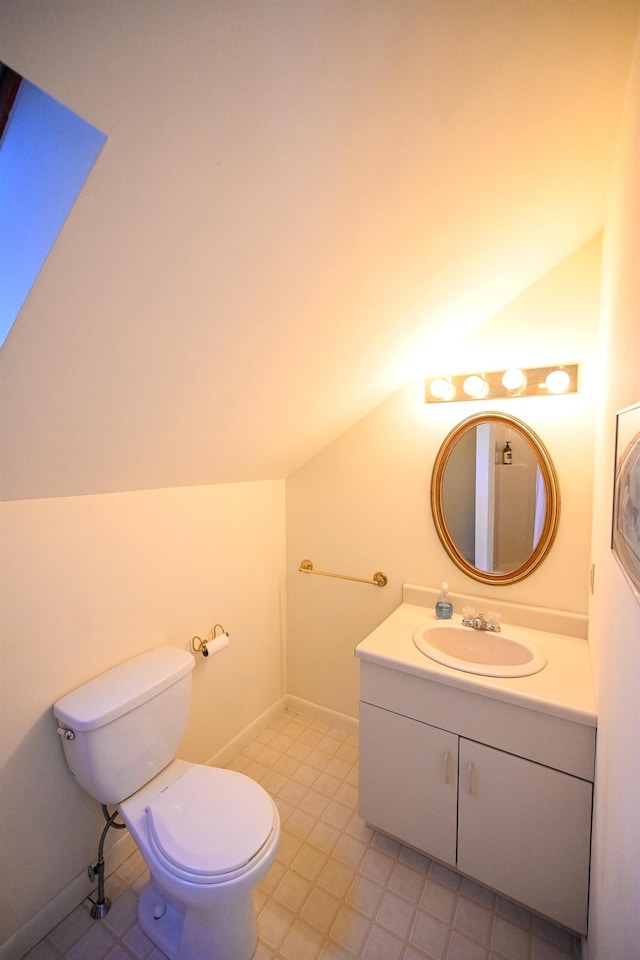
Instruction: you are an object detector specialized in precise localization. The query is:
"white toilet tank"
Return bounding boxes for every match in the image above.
[53,646,195,806]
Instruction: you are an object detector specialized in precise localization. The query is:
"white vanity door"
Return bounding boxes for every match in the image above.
[457,738,592,934]
[359,702,458,865]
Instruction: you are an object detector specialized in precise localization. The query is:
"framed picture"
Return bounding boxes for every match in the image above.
[612,401,640,603]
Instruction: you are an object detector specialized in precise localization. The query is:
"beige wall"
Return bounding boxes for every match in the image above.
[1,3,634,503]
[1,107,636,958]
[588,30,640,959]
[1,4,637,953]
[0,480,285,948]
[286,238,601,720]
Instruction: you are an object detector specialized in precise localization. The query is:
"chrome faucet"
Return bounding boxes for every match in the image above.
[461,609,502,632]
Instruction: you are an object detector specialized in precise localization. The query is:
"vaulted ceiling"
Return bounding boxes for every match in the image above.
[1,1,638,499]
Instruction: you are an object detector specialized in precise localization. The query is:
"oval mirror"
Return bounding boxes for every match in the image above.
[431,412,560,585]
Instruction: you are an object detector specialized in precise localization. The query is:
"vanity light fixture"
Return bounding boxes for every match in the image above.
[425,363,579,404]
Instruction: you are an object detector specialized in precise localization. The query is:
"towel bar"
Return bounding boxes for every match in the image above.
[299,559,387,587]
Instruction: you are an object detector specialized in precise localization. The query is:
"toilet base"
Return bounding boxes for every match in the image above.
[137,877,258,960]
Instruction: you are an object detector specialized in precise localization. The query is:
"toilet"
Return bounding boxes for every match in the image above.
[53,646,280,960]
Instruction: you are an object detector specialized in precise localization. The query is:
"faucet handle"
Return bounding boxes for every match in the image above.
[462,606,475,621]
[488,611,502,630]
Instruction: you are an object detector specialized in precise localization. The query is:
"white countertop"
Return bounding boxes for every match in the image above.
[355,602,597,727]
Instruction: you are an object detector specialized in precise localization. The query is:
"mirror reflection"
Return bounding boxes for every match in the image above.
[431,413,560,585]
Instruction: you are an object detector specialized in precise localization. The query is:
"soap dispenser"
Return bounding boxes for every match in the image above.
[435,582,453,619]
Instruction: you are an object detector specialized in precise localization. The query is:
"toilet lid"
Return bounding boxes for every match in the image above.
[146,765,275,878]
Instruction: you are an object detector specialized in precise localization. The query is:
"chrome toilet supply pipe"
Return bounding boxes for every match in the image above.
[87,805,127,919]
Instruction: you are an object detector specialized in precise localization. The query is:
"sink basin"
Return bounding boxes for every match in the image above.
[412,622,547,678]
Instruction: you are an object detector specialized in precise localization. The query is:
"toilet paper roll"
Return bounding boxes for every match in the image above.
[203,633,229,657]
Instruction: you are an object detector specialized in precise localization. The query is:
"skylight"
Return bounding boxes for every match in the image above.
[0,65,107,348]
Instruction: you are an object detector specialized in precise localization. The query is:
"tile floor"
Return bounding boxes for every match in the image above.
[24,710,581,960]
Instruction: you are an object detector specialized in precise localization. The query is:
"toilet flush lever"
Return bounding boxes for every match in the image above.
[56,726,75,741]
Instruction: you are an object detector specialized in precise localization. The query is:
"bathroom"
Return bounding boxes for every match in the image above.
[1,3,640,959]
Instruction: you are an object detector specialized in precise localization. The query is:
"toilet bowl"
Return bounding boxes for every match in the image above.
[119,758,280,960]
[53,646,281,960]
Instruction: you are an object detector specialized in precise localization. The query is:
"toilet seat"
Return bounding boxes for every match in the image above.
[146,765,277,884]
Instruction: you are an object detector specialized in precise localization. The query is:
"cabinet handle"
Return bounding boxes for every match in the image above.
[467,761,478,797]
[443,751,454,785]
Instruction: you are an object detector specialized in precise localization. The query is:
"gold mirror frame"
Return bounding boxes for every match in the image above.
[430,412,560,585]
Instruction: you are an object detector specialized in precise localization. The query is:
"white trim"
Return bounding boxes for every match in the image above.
[285,694,359,736]
[207,696,358,768]
[206,697,289,767]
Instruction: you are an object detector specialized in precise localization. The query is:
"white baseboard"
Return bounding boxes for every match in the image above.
[285,694,358,736]
[0,830,136,960]
[207,696,358,768]
[207,696,289,766]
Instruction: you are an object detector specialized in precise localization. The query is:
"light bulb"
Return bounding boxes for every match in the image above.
[545,369,571,394]
[429,378,456,401]
[502,368,526,392]
[463,375,488,399]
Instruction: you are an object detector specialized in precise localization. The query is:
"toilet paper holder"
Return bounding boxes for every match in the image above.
[192,624,229,657]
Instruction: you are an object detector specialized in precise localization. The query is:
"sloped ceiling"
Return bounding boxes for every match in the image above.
[0,1,638,500]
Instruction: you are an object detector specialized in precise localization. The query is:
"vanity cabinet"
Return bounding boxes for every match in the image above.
[457,737,591,931]
[359,702,458,865]
[359,665,594,934]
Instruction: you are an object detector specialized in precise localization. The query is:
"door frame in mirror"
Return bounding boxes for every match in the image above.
[430,412,560,585]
